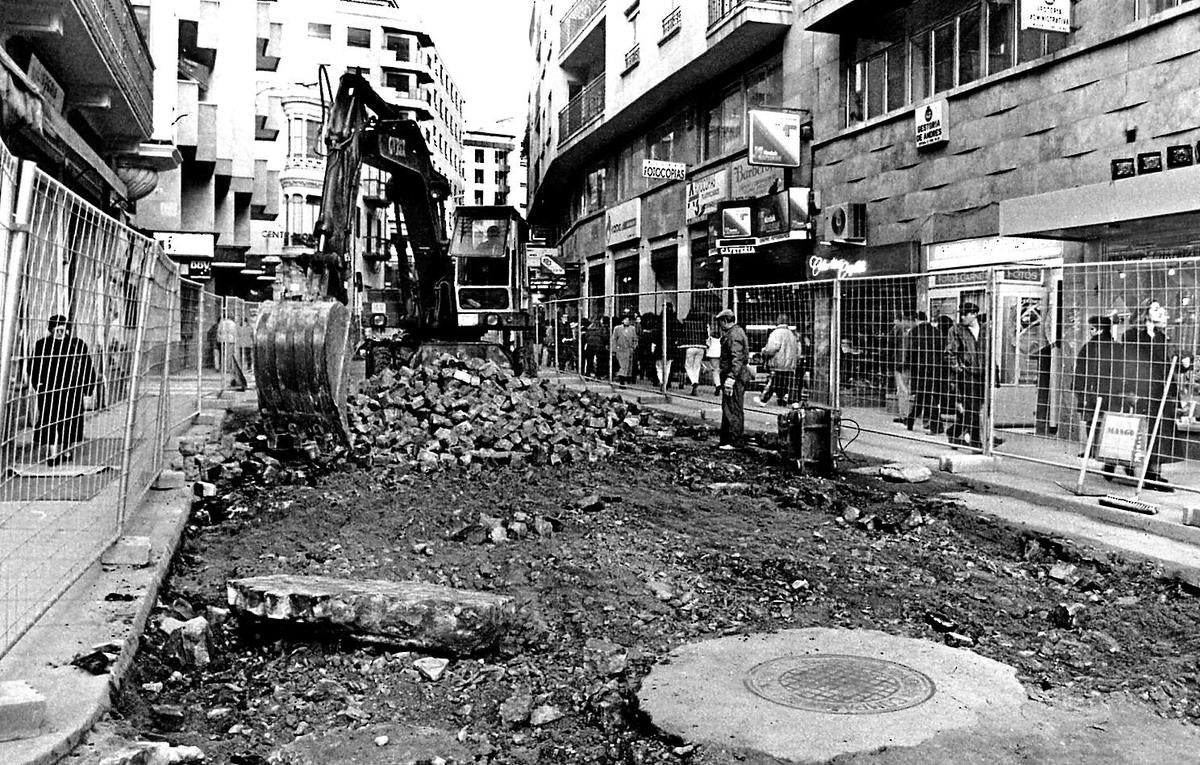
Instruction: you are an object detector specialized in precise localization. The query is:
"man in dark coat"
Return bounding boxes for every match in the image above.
[1115,301,1191,490]
[944,302,988,448]
[30,314,97,464]
[1073,315,1116,420]
[903,312,944,434]
[717,308,751,450]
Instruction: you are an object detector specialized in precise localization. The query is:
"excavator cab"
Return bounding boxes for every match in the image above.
[449,206,530,335]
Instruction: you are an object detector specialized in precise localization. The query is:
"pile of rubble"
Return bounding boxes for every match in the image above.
[346,355,661,469]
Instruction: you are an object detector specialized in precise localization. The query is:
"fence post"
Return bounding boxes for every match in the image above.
[117,246,159,529]
[577,298,584,377]
[984,266,999,456]
[0,162,35,434]
[660,297,669,394]
[551,306,560,371]
[194,284,203,415]
[154,266,175,476]
[830,276,843,412]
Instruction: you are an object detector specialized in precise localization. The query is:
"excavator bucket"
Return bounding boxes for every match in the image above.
[253,300,353,446]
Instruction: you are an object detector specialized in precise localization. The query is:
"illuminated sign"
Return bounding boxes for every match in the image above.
[721,206,753,238]
[809,255,867,278]
[915,100,949,150]
[748,110,803,168]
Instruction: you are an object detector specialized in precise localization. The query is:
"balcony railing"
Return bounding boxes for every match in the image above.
[560,0,606,51]
[557,73,605,146]
[708,0,792,28]
[623,44,641,72]
[661,6,682,40]
[360,235,391,261]
[81,0,155,132]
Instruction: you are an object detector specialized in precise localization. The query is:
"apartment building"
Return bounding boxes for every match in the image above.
[527,0,1200,320]
[464,129,527,216]
[134,0,465,303]
[0,0,176,212]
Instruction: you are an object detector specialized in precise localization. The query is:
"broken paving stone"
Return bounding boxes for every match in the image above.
[879,463,932,483]
[1049,603,1087,629]
[707,482,750,493]
[414,657,450,682]
[277,724,470,765]
[160,616,212,669]
[71,642,122,675]
[944,631,976,648]
[1048,563,1081,584]
[529,704,565,727]
[925,612,957,633]
[499,687,533,725]
[584,638,629,676]
[150,704,186,732]
[227,574,515,656]
[577,494,604,512]
[98,742,206,765]
[646,581,675,602]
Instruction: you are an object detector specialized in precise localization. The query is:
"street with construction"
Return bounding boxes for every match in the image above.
[23,354,1194,765]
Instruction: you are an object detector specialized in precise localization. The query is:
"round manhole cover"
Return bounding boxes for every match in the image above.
[744,654,936,714]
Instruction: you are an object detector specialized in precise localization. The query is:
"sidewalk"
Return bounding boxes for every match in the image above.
[545,371,1200,582]
[0,388,251,765]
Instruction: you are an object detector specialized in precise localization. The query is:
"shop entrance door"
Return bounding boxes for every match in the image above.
[925,283,1046,429]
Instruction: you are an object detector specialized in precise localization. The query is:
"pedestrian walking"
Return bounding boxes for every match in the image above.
[610,314,638,384]
[662,303,685,389]
[903,312,944,433]
[717,308,751,450]
[944,302,987,448]
[29,314,97,465]
[1073,314,1117,473]
[638,312,661,386]
[217,313,247,391]
[582,317,606,377]
[756,313,799,406]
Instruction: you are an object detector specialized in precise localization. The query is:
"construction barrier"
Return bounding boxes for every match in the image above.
[537,257,1200,495]
[0,135,224,659]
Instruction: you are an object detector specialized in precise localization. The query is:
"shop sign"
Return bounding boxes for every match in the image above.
[642,159,687,180]
[914,100,949,150]
[925,236,1063,270]
[748,110,803,168]
[528,246,565,275]
[809,255,867,278]
[717,243,756,256]
[932,270,989,286]
[183,259,212,280]
[1020,0,1070,33]
[686,169,729,221]
[731,158,783,199]
[26,53,65,114]
[1000,267,1042,282]
[154,232,215,259]
[757,190,788,237]
[605,198,641,245]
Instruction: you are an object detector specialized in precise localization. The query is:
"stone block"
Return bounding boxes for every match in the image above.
[878,463,932,483]
[0,680,46,742]
[1182,507,1200,528]
[938,453,1000,474]
[101,536,152,566]
[152,470,186,490]
[227,574,515,656]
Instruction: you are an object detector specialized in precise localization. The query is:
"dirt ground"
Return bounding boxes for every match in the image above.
[108,418,1200,764]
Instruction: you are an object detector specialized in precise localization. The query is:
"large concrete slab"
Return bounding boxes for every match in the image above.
[637,628,1025,763]
[227,574,515,656]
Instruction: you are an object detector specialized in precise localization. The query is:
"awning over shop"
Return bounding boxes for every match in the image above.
[999,164,1200,241]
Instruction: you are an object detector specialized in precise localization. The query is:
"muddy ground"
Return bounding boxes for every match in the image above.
[107,420,1200,764]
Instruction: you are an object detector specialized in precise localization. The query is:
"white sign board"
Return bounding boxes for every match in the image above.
[1021,0,1070,33]
[914,100,949,150]
[642,159,687,181]
[605,198,641,246]
[1096,412,1146,465]
[26,53,64,114]
[748,110,802,167]
[154,232,215,259]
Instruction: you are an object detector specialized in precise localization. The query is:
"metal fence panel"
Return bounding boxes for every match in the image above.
[0,138,205,658]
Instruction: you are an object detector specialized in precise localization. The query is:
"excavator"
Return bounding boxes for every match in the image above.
[253,70,531,447]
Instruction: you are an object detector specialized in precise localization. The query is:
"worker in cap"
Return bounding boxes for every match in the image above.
[716,309,750,450]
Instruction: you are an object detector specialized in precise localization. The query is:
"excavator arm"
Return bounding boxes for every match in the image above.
[254,71,455,447]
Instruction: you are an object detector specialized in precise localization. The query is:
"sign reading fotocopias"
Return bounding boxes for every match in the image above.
[642,159,687,181]
[914,99,949,150]
[1021,0,1070,33]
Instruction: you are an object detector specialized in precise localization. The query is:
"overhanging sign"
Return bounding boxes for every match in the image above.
[809,256,867,278]
[1021,0,1070,33]
[748,110,802,168]
[154,232,215,259]
[642,159,687,180]
[915,100,949,150]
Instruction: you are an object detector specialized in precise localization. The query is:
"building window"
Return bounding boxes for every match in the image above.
[474,169,485,183]
[1137,0,1184,17]
[382,70,410,92]
[646,112,683,162]
[495,170,505,184]
[494,192,507,205]
[475,149,485,163]
[703,86,745,160]
[746,60,783,110]
[288,118,323,158]
[307,23,331,40]
[386,34,413,61]
[474,190,485,204]
[347,27,370,48]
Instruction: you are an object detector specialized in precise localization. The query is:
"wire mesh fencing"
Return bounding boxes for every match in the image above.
[541,257,1200,495]
[0,141,206,659]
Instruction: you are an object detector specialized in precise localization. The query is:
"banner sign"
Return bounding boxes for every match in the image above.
[642,159,687,181]
[1021,0,1070,33]
[748,109,802,167]
[915,100,949,150]
[686,169,729,220]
